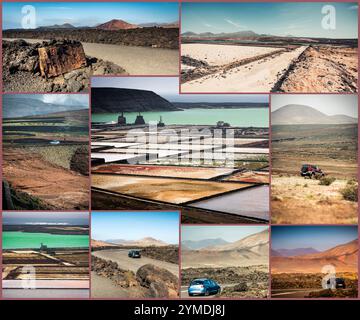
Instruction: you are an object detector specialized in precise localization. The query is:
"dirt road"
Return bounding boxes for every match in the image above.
[91,272,145,298]
[5,38,178,75]
[92,249,179,276]
[181,46,307,92]
[271,289,316,298]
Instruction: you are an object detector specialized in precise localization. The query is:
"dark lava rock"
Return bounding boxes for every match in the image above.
[92,256,138,288]
[4,27,179,49]
[38,40,87,77]
[3,39,127,92]
[232,282,249,292]
[136,264,179,298]
[70,146,89,175]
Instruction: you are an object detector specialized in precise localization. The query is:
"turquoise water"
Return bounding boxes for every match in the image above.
[3,231,89,249]
[92,108,269,127]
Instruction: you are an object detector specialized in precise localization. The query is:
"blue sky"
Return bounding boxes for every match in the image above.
[91,211,179,244]
[182,2,358,38]
[182,226,268,242]
[92,77,268,103]
[272,226,358,251]
[3,2,179,29]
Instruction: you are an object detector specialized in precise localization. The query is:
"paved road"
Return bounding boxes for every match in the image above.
[180,284,233,298]
[4,38,178,75]
[92,249,179,276]
[271,288,316,298]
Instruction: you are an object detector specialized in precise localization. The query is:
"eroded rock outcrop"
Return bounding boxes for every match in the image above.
[3,39,127,92]
[70,146,89,175]
[38,40,87,77]
[136,264,179,298]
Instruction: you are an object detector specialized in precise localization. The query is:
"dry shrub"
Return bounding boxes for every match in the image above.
[319,176,336,186]
[340,182,358,202]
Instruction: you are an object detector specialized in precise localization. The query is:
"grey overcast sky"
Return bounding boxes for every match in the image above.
[91,77,268,103]
[271,94,358,117]
[182,226,268,242]
[3,212,89,226]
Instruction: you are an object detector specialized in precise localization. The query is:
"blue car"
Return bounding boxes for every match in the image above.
[188,278,221,296]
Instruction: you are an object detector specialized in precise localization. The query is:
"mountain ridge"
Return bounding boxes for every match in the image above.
[91,87,180,113]
[105,236,169,247]
[272,104,357,125]
[96,19,138,30]
[182,238,229,250]
[272,247,320,257]
[182,229,269,268]
[272,239,358,273]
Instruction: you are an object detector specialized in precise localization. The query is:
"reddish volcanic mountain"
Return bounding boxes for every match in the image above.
[96,19,138,30]
[272,239,358,274]
[182,229,269,268]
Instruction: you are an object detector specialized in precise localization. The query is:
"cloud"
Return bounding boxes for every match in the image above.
[224,19,246,29]
[204,23,212,28]
[42,94,88,107]
[349,5,358,10]
[44,6,72,10]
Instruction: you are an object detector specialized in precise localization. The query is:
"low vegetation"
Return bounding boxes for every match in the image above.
[340,180,358,202]
[319,176,336,186]
[27,145,88,169]
[141,246,178,265]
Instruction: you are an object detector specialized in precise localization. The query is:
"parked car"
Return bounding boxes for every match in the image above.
[327,277,346,289]
[188,278,221,296]
[300,164,325,179]
[128,249,141,258]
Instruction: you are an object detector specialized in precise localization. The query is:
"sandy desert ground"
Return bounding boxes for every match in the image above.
[271,176,357,225]
[271,123,357,224]
[3,148,89,210]
[279,46,358,92]
[181,44,358,93]
[181,45,306,92]
[182,43,280,66]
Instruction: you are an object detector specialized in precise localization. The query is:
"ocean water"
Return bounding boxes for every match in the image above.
[3,231,89,249]
[92,108,269,127]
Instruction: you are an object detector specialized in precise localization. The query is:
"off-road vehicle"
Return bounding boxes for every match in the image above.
[300,164,325,179]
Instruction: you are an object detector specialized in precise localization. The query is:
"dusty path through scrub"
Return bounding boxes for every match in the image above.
[271,176,357,224]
